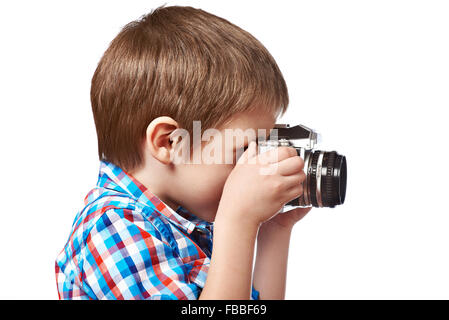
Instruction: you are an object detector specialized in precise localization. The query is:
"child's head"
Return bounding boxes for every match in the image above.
[90,5,289,220]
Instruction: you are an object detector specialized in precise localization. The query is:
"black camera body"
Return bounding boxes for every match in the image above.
[258,124,347,209]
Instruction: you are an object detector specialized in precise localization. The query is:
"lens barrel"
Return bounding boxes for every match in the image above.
[286,150,347,208]
[309,150,346,208]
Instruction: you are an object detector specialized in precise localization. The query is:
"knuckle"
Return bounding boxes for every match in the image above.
[278,147,290,159]
[294,183,304,195]
[296,185,304,196]
[297,155,305,167]
[286,186,303,202]
[272,179,283,193]
[289,147,298,157]
[294,156,304,170]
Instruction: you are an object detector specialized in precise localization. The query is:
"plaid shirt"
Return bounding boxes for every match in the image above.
[55,160,260,300]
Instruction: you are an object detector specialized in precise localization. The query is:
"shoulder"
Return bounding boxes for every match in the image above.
[71,188,175,254]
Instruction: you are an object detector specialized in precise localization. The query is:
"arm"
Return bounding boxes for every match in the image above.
[253,222,292,299]
[253,207,311,300]
[199,143,305,299]
[199,212,259,299]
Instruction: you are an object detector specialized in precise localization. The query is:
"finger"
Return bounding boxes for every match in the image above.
[257,146,297,165]
[282,172,306,190]
[284,183,304,203]
[237,140,257,165]
[275,155,304,176]
[247,140,258,159]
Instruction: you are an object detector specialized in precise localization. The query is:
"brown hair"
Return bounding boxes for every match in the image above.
[90,4,289,172]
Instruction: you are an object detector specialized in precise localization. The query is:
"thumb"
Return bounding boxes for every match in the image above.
[237,140,258,165]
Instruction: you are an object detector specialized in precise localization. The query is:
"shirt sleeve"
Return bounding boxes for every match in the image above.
[81,208,200,300]
[251,286,260,300]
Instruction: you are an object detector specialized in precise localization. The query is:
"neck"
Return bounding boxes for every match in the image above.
[129,160,216,223]
[129,164,180,213]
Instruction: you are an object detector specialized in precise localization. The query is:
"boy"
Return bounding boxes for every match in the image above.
[55,5,310,300]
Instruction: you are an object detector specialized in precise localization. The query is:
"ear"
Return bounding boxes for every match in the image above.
[145,116,179,165]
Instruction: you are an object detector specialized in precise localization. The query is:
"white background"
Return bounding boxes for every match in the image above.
[0,0,448,299]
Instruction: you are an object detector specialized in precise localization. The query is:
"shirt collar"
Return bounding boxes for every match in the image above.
[96,160,212,234]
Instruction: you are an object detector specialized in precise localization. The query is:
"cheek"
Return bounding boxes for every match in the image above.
[199,164,233,198]
[181,164,233,201]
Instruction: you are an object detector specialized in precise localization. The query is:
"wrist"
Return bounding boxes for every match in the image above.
[258,220,293,241]
[260,217,294,232]
[215,202,261,233]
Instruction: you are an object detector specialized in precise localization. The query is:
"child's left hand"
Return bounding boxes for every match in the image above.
[262,206,312,231]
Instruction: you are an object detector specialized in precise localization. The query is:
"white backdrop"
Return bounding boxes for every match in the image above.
[0,0,448,299]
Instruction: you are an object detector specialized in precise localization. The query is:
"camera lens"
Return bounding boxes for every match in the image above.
[308,150,347,208]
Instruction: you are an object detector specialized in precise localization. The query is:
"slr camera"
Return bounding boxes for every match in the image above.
[258,124,347,209]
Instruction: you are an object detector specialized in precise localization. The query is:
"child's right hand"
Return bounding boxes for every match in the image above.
[216,141,306,227]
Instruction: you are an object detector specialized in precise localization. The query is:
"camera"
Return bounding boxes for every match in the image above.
[258,124,347,209]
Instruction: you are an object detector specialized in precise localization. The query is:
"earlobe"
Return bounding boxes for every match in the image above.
[145,116,179,165]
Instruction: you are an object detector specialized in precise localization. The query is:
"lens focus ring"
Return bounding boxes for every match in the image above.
[322,151,337,208]
[306,150,347,208]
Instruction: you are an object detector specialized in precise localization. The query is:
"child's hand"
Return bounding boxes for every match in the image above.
[216,141,306,227]
[262,206,312,232]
